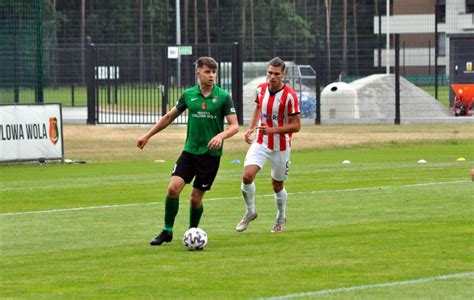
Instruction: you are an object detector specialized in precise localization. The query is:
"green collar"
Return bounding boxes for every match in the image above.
[197,84,218,98]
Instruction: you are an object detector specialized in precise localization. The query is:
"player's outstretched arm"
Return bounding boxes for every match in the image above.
[137,107,181,149]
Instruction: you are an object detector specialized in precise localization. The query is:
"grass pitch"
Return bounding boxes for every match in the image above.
[1,125,473,299]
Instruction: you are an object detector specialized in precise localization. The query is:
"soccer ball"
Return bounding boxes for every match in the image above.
[183,227,208,251]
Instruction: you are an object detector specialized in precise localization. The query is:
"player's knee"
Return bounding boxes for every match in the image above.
[272,181,284,193]
[190,190,203,205]
[189,197,202,208]
[242,173,254,185]
[167,185,180,198]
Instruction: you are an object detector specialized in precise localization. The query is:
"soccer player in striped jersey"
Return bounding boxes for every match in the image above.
[236,57,301,233]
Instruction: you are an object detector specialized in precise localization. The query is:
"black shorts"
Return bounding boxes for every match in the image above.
[172,151,221,191]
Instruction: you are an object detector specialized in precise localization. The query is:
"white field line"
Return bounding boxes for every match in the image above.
[261,271,474,299]
[0,180,469,217]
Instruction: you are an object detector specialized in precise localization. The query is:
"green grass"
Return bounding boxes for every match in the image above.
[1,141,473,298]
[0,86,184,108]
[0,86,87,106]
[419,85,450,108]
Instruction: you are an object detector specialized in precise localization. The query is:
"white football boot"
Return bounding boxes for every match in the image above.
[235,212,258,232]
[271,216,286,233]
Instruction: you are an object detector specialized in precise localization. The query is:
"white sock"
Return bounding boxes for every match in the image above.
[241,182,256,215]
[274,187,287,219]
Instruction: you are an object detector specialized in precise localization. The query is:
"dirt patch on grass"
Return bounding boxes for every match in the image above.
[63,124,474,162]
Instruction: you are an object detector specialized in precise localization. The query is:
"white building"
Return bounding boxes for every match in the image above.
[373,0,474,76]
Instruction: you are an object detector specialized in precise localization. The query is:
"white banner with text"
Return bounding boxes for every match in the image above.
[0,104,64,162]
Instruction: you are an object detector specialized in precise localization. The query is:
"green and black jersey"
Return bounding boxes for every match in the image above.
[176,84,236,156]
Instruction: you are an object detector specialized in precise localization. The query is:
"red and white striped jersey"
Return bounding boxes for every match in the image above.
[255,82,300,151]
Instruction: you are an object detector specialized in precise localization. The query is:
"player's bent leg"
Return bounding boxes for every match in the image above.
[167,176,186,197]
[150,176,186,246]
[272,179,287,233]
[190,188,205,207]
[241,180,257,215]
[189,188,205,228]
[242,164,259,184]
[237,165,260,232]
[269,150,290,233]
[236,184,258,232]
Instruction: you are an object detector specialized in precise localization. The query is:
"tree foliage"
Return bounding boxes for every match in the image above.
[48,0,381,81]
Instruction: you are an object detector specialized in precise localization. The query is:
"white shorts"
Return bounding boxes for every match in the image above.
[244,142,291,181]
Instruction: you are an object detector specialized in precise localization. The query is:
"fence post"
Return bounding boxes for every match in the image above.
[378,10,382,73]
[86,40,96,125]
[395,34,401,125]
[35,0,43,103]
[232,42,243,125]
[161,46,168,116]
[428,40,431,75]
[315,34,321,125]
[270,1,275,57]
[434,0,439,99]
[13,13,19,103]
[71,83,75,107]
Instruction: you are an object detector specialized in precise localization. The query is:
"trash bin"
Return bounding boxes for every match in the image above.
[321,82,359,119]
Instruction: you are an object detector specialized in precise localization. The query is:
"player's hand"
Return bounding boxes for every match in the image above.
[208,136,223,150]
[244,128,254,144]
[257,123,274,135]
[137,135,149,149]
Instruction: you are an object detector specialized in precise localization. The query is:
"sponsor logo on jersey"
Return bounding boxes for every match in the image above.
[262,112,286,121]
[191,111,216,119]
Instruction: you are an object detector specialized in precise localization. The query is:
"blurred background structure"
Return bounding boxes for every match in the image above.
[1,0,473,124]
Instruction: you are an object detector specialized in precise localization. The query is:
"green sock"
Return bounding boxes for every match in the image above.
[164,196,179,233]
[189,203,204,228]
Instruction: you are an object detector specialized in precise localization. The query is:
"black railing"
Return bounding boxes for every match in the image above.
[86,43,242,125]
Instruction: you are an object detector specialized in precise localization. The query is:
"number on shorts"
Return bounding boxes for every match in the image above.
[171,163,177,175]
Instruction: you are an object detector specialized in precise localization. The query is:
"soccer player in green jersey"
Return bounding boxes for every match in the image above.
[137,57,239,246]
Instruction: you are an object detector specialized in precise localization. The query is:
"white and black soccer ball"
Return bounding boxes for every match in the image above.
[183,227,208,251]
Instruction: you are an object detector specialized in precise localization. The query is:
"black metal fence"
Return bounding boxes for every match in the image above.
[86,42,242,125]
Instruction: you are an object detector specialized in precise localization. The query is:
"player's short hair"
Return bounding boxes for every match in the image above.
[196,56,218,70]
[268,57,286,72]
